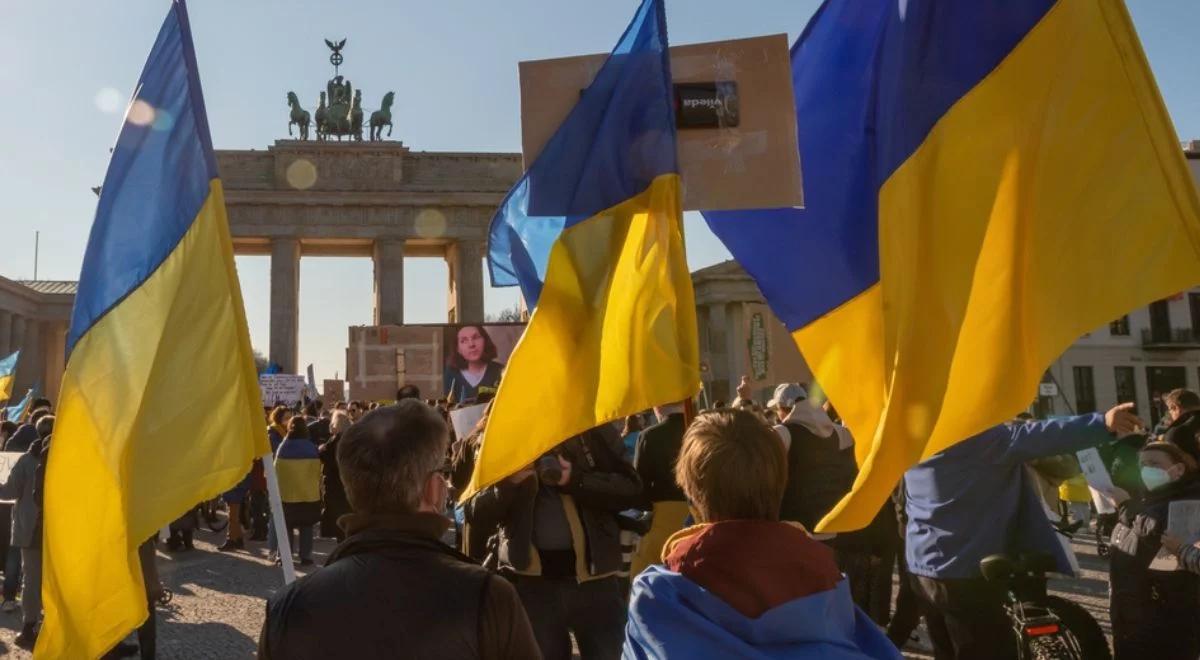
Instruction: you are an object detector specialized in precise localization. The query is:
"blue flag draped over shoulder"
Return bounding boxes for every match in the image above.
[465,0,699,498]
[38,2,268,656]
[703,0,1200,532]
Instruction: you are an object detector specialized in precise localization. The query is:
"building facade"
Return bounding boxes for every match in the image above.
[1045,290,1200,426]
[0,277,74,403]
[691,260,813,404]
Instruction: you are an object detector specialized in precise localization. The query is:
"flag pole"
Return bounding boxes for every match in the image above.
[261,452,296,584]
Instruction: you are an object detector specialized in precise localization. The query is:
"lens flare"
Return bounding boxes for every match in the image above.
[126,99,156,126]
[414,208,447,238]
[285,159,318,190]
[94,87,123,114]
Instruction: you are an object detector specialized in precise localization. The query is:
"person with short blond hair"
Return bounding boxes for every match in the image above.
[673,410,787,522]
[624,409,898,659]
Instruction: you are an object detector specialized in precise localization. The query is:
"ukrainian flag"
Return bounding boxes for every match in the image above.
[704,0,1200,532]
[0,350,17,401]
[38,2,267,656]
[464,0,698,498]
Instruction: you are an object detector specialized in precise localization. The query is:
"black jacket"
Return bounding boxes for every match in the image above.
[1109,475,1200,659]
[1163,410,1200,464]
[259,512,540,660]
[465,426,642,580]
[779,421,856,531]
[635,413,686,503]
[317,433,350,538]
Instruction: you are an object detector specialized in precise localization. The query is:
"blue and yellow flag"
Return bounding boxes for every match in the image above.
[5,386,33,424]
[0,350,17,402]
[466,0,698,498]
[704,0,1200,532]
[38,2,267,656]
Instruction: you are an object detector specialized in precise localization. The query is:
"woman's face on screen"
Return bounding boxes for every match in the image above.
[458,326,485,364]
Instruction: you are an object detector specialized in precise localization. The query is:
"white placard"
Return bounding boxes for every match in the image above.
[0,452,21,502]
[449,403,487,440]
[1039,383,1059,397]
[1076,448,1115,490]
[1077,448,1118,514]
[1149,500,1200,572]
[259,375,307,406]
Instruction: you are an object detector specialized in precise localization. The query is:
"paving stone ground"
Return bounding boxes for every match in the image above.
[0,523,1113,658]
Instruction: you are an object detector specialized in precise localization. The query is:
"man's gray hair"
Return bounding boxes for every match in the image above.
[337,400,448,514]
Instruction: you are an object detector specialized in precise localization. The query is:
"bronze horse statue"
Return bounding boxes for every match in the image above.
[286,92,310,140]
[370,91,395,141]
[350,90,364,142]
[314,92,328,141]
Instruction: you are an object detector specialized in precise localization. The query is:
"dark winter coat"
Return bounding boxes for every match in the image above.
[317,433,350,538]
[258,512,540,660]
[635,413,687,504]
[465,426,642,580]
[1109,474,1200,659]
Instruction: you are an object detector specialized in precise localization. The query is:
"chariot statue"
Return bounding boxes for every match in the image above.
[286,38,395,142]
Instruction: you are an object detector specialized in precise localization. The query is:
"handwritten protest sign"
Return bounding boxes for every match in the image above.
[259,375,307,406]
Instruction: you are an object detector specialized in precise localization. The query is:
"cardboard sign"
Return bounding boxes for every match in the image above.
[519,34,802,212]
[0,452,22,503]
[259,374,307,406]
[323,379,346,404]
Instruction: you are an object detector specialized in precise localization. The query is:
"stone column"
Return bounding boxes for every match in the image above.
[10,316,25,363]
[269,238,300,374]
[15,318,41,392]
[373,239,405,326]
[726,303,748,400]
[706,303,731,400]
[446,240,485,324]
[0,310,11,356]
[43,322,67,402]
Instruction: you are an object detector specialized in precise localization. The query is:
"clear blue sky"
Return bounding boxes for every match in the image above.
[2,1,1198,382]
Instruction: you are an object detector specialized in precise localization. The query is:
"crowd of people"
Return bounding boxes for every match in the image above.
[255,379,1200,659]
[6,379,1200,659]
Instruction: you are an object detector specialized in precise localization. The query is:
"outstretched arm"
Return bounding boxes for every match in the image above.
[1000,403,1142,464]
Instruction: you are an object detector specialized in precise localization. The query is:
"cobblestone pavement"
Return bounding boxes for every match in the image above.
[0,525,1113,658]
[0,525,338,659]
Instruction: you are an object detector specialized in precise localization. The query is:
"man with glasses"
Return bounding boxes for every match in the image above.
[259,400,539,659]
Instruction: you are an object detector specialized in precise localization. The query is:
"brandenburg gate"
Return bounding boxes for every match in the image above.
[218,141,520,374]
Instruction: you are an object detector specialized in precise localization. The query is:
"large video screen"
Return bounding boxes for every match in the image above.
[441,324,524,403]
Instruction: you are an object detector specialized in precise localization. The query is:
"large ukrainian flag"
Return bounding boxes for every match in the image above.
[464,0,698,498]
[38,2,267,656]
[705,0,1200,532]
[0,350,17,401]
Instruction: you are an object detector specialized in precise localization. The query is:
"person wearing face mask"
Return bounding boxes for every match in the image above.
[1107,441,1200,659]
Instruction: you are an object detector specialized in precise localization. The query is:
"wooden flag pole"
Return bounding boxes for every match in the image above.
[261,452,296,584]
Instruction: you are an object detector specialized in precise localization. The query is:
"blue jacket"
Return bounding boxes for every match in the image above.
[904,414,1111,579]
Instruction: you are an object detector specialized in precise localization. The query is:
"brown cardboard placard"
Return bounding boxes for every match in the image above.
[519,33,802,212]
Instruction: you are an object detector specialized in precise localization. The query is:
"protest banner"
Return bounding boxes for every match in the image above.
[259,374,307,406]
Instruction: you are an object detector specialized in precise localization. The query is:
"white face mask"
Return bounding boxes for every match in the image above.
[1141,466,1174,491]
